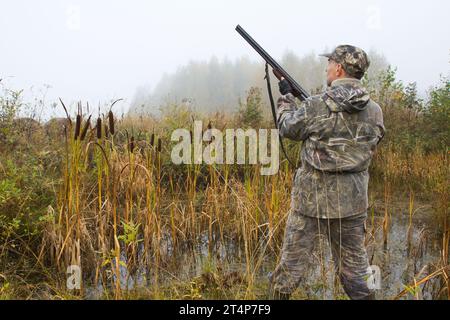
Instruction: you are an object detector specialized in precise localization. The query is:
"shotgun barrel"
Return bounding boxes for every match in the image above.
[235,24,310,101]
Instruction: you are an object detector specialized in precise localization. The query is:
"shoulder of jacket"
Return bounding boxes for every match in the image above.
[366,99,383,114]
[303,93,328,108]
[303,93,334,115]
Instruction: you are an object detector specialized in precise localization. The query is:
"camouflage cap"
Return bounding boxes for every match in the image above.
[320,45,370,79]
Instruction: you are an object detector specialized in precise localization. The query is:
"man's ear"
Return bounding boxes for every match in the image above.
[337,63,345,77]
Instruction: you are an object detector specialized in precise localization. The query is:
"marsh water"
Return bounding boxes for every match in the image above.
[86,199,445,300]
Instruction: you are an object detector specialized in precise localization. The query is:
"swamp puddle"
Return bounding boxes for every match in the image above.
[86,201,446,300]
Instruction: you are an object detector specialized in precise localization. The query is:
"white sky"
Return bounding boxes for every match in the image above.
[1,0,449,116]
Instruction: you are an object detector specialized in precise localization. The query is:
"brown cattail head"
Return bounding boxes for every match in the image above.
[157,138,162,153]
[150,133,155,147]
[129,136,135,153]
[80,115,91,141]
[189,130,193,143]
[74,114,82,140]
[108,111,115,135]
[96,118,102,139]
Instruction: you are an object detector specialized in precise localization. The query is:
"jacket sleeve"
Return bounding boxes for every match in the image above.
[276,93,311,141]
[374,103,386,144]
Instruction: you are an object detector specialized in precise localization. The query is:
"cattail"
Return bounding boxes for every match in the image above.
[108,111,115,135]
[80,115,91,141]
[129,136,135,153]
[189,130,193,143]
[150,133,155,147]
[74,115,81,140]
[157,138,162,153]
[96,118,102,139]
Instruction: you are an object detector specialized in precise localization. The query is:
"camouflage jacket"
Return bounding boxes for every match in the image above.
[277,78,385,219]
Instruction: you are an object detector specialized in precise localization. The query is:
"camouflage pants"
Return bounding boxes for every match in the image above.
[270,211,373,300]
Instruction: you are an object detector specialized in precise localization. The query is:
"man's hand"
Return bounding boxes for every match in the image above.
[279,79,293,95]
[273,68,293,95]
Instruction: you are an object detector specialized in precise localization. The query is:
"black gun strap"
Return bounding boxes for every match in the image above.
[264,63,297,168]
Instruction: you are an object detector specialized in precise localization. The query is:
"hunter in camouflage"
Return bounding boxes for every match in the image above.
[269,45,385,300]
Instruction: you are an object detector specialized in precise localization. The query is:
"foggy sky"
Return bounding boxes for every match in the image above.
[1,0,449,117]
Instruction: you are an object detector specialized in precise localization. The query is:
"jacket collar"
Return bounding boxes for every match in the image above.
[330,78,362,88]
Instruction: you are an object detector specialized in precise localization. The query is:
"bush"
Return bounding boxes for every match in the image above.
[423,78,450,152]
[237,87,264,129]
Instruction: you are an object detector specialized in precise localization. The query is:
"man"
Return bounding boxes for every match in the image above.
[269,45,385,300]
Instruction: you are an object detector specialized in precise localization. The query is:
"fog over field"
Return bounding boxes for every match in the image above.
[0,0,449,117]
